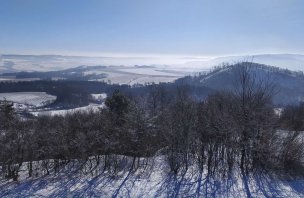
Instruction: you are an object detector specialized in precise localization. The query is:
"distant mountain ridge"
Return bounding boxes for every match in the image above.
[1,53,304,74]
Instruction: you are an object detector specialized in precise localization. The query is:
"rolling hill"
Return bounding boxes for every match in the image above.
[179,62,304,105]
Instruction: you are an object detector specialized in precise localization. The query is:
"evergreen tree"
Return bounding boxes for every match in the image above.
[0,98,16,129]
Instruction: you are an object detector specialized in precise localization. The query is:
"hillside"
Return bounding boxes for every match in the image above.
[179,62,304,105]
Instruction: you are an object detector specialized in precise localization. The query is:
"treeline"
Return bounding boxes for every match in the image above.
[0,80,212,108]
[0,81,127,108]
[0,64,303,181]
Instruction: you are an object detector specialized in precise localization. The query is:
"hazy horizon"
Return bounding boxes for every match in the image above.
[1,1,304,72]
[1,0,304,58]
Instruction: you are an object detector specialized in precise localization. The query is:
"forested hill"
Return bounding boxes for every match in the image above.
[177,62,304,105]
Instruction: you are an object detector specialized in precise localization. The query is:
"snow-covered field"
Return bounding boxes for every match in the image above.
[91,93,107,101]
[129,76,177,85]
[31,103,105,116]
[0,156,303,197]
[30,93,107,116]
[0,92,107,117]
[0,92,56,107]
[118,67,182,76]
[97,71,141,84]
[84,66,185,85]
[0,77,41,82]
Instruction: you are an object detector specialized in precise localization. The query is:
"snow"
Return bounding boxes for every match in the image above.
[274,108,283,117]
[0,78,13,81]
[91,93,107,101]
[0,78,41,82]
[2,54,304,74]
[0,92,56,107]
[87,69,181,85]
[129,76,177,85]
[0,156,303,197]
[102,74,140,85]
[31,103,105,116]
[117,68,182,77]
[200,66,231,83]
[0,56,190,85]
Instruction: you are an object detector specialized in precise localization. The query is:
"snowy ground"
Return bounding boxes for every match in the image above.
[0,92,56,107]
[0,92,107,117]
[30,93,107,116]
[0,156,303,198]
[129,76,177,85]
[90,93,107,102]
[84,66,185,85]
[30,103,105,116]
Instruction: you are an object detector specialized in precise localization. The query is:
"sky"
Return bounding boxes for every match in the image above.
[1,0,304,58]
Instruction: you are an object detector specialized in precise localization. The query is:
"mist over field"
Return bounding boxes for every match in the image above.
[1,53,304,73]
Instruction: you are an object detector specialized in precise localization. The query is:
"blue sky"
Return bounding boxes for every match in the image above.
[1,0,304,57]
